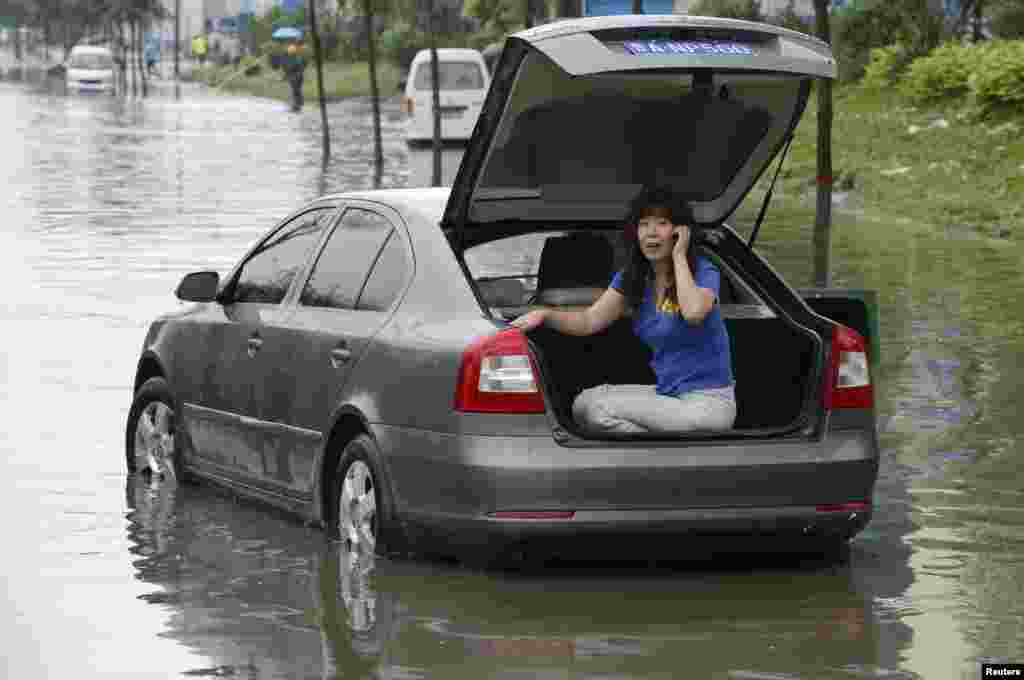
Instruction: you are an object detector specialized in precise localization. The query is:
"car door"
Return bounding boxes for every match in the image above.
[186,206,335,483]
[251,205,409,495]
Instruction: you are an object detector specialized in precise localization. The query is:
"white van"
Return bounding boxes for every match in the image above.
[401,48,490,145]
[66,45,116,94]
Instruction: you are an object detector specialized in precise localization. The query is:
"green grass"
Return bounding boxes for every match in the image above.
[193,57,403,103]
[775,84,1024,239]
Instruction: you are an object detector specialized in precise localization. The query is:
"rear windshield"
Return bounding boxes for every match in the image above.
[69,53,113,70]
[413,61,485,91]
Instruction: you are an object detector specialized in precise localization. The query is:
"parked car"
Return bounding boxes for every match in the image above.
[127,15,879,565]
[65,44,116,94]
[401,48,490,146]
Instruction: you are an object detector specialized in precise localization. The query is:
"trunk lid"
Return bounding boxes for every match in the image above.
[442,15,836,245]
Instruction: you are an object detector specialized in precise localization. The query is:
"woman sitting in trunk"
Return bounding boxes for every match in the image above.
[510,185,736,433]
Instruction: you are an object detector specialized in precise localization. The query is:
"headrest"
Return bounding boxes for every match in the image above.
[536,233,614,291]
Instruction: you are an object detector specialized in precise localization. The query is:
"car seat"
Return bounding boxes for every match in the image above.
[532,233,614,306]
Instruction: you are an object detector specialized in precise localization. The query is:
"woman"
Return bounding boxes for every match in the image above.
[510,186,736,433]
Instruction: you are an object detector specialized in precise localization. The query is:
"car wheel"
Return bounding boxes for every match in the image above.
[125,377,180,481]
[329,435,401,555]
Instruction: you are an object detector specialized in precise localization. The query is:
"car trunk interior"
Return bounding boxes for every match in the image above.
[525,314,817,439]
[471,230,821,440]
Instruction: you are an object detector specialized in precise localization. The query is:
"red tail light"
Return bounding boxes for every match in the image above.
[823,324,873,410]
[454,328,546,413]
[816,501,871,513]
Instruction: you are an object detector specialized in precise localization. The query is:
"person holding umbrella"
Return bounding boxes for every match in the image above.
[273,27,306,112]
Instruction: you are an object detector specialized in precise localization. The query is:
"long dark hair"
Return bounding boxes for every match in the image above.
[619,185,701,311]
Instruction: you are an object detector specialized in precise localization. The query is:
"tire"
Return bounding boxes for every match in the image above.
[125,377,181,481]
[328,434,403,556]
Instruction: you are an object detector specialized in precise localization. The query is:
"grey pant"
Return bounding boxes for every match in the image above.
[572,383,737,434]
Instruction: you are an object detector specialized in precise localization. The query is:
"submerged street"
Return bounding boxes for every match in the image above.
[1,76,1022,680]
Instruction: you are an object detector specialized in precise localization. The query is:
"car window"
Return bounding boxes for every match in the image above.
[463,233,558,283]
[232,208,333,304]
[69,53,113,69]
[299,208,393,310]
[413,61,485,91]
[356,231,410,312]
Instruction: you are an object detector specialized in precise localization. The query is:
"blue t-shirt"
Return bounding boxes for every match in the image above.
[610,258,734,397]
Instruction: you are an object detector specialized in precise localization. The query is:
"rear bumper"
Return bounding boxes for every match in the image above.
[68,81,114,93]
[405,504,871,546]
[373,424,879,551]
[405,111,478,142]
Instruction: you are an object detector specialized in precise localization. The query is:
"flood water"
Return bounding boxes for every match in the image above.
[1,74,1022,680]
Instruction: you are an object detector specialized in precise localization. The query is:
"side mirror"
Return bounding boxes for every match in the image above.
[175,271,220,302]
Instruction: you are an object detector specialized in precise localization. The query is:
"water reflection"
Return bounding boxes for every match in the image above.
[125,474,916,679]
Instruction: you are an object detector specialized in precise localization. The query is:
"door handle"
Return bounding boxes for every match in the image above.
[329,347,352,367]
[246,336,263,358]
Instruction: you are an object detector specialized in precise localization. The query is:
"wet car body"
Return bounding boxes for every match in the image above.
[128,15,880,562]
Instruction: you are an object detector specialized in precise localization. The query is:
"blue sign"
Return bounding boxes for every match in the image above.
[624,40,755,55]
[280,0,303,13]
[583,0,674,16]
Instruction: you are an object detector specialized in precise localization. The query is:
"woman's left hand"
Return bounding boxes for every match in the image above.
[672,225,691,259]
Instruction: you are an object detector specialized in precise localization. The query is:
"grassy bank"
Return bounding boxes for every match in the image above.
[776,84,1023,239]
[191,57,403,103]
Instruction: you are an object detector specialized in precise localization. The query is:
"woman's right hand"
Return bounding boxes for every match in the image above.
[509,308,548,332]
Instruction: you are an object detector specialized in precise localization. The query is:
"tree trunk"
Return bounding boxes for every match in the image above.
[558,0,579,18]
[140,20,149,97]
[430,1,441,187]
[632,0,642,13]
[812,0,832,288]
[309,0,331,162]
[973,0,984,41]
[14,20,21,61]
[362,0,383,186]
[174,0,181,80]
[130,20,138,97]
[117,22,128,95]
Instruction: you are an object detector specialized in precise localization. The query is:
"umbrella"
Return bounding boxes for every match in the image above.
[271,26,303,41]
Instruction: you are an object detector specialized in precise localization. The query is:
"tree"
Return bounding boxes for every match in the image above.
[688,0,765,21]
[359,0,383,184]
[309,0,331,163]
[557,0,580,17]
[832,0,947,81]
[990,0,1024,37]
[812,0,832,288]
[774,0,812,33]
[464,0,529,35]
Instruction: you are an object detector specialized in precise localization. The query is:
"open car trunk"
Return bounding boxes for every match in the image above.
[443,16,844,442]
[525,310,819,439]
[474,233,826,441]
